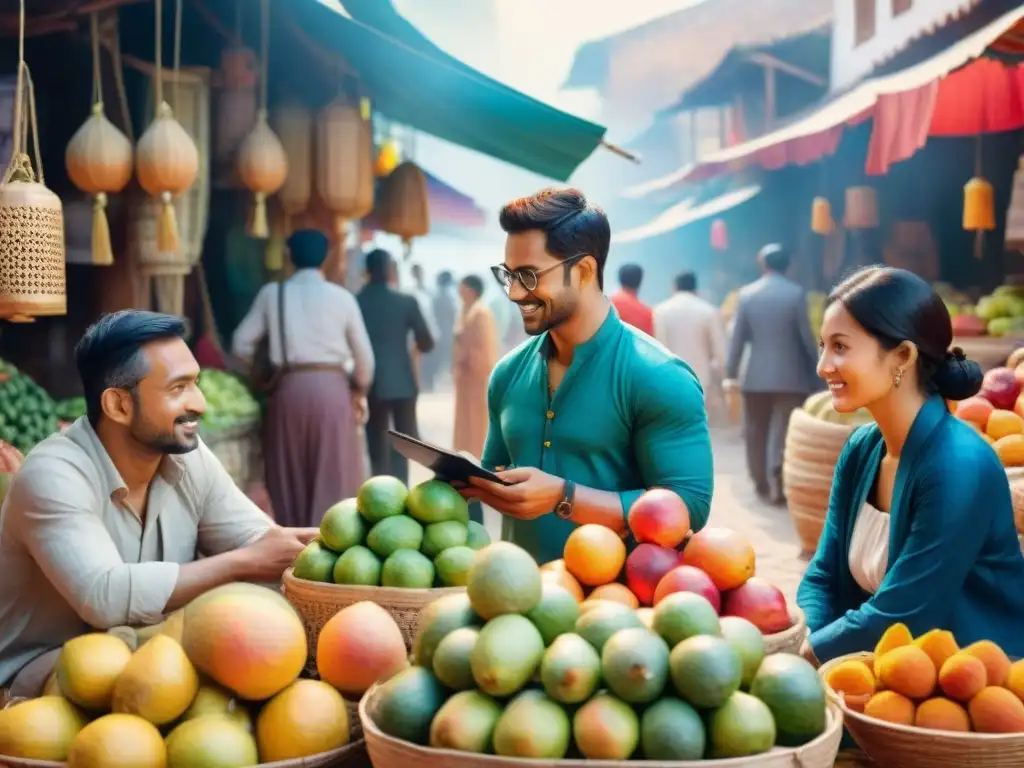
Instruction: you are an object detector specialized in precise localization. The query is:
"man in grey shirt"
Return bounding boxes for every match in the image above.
[0,311,317,695]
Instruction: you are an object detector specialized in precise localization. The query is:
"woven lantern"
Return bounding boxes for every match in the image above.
[377,160,430,257]
[374,139,399,177]
[964,176,995,232]
[811,196,833,235]
[315,97,374,239]
[1006,156,1024,251]
[710,218,728,251]
[844,186,879,230]
[271,101,313,232]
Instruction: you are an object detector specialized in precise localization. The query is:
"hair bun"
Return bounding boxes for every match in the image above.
[932,347,983,401]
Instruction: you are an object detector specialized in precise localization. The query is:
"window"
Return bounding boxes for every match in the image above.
[892,0,912,16]
[855,0,877,45]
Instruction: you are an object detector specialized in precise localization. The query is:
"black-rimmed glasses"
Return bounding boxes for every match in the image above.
[490,254,588,295]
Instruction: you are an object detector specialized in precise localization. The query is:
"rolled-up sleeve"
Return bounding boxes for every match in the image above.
[231,284,270,360]
[6,462,179,629]
[195,440,274,554]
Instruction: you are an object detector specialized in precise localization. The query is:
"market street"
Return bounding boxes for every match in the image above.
[410,391,811,603]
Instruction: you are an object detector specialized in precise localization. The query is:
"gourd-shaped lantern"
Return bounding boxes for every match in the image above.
[213,45,258,170]
[377,160,430,257]
[237,110,287,239]
[844,186,878,230]
[1006,155,1024,252]
[65,14,133,266]
[271,102,313,233]
[710,218,728,251]
[374,139,399,177]
[811,196,833,235]
[964,176,995,232]
[315,97,374,238]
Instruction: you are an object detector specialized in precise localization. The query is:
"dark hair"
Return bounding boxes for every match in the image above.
[437,271,453,287]
[74,310,188,426]
[365,248,392,284]
[618,264,643,290]
[287,229,329,270]
[759,243,790,273]
[461,275,484,297]
[498,187,611,289]
[675,271,697,292]
[411,264,424,280]
[829,266,983,401]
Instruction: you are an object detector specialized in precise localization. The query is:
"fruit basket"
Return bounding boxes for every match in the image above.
[358,685,845,768]
[763,606,807,656]
[820,651,1024,768]
[952,335,1017,373]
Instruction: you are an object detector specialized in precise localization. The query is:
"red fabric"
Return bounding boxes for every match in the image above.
[864,80,939,175]
[610,291,654,336]
[195,336,227,370]
[928,58,1024,136]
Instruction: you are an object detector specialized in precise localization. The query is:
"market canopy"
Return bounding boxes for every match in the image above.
[612,185,761,244]
[629,3,1024,195]
[294,0,608,181]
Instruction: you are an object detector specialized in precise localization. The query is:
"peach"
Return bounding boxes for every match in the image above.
[938,652,988,702]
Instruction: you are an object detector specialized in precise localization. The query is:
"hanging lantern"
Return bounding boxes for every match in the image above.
[374,139,400,177]
[271,101,313,232]
[811,196,833,235]
[315,97,374,239]
[213,45,258,179]
[963,176,995,232]
[237,112,287,239]
[844,186,879,230]
[710,218,728,251]
[1006,156,1024,251]
[377,160,430,257]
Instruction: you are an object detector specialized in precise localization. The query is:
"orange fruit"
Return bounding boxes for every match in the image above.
[679,528,755,591]
[563,525,627,587]
[541,568,585,603]
[587,583,640,609]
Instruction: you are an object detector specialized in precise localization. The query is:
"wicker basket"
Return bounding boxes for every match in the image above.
[783,409,857,553]
[953,335,1019,373]
[763,606,808,655]
[820,651,1024,767]
[359,684,844,768]
[282,568,463,668]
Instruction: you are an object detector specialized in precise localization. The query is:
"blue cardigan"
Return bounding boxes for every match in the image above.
[797,395,1024,662]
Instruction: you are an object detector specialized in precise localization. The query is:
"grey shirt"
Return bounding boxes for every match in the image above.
[0,418,273,686]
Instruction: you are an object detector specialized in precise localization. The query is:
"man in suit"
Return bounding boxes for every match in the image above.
[357,249,435,484]
[723,244,819,505]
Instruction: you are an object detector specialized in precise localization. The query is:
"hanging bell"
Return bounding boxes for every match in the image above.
[811,196,833,235]
[1006,156,1024,251]
[964,176,995,231]
[710,218,728,251]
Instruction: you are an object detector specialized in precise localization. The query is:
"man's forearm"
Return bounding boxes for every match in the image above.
[569,486,627,535]
[163,549,249,613]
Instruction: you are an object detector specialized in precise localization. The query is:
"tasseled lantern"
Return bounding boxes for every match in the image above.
[377,160,430,258]
[237,111,287,239]
[811,196,833,235]
[844,186,879,230]
[963,176,995,231]
[271,101,312,234]
[315,97,374,239]
[374,139,399,177]
[710,218,728,251]
[1006,155,1024,252]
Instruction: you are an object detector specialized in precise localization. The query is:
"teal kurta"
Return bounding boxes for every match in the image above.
[481,309,714,564]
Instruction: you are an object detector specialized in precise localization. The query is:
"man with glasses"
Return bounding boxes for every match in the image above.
[462,188,714,565]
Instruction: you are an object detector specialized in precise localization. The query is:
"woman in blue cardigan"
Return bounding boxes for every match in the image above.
[797,266,1024,664]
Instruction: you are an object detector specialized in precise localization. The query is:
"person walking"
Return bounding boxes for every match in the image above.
[232,229,374,527]
[453,275,500,460]
[723,244,819,505]
[609,263,654,335]
[358,248,435,484]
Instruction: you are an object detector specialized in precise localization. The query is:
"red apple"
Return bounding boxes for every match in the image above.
[627,488,690,549]
[980,366,1022,411]
[653,565,721,612]
[721,577,792,634]
[625,543,683,606]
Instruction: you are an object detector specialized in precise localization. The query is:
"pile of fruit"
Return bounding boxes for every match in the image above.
[540,489,795,638]
[0,583,358,766]
[370,539,829,760]
[292,476,492,589]
[55,396,86,423]
[197,369,260,434]
[952,284,1024,338]
[0,359,59,454]
[801,391,874,428]
[952,362,1024,466]
[825,622,1024,733]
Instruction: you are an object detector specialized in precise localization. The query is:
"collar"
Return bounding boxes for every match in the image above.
[538,305,621,366]
[289,268,325,282]
[900,395,948,467]
[65,417,186,504]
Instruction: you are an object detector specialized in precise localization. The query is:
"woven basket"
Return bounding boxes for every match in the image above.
[820,651,1024,767]
[763,606,808,655]
[953,335,1018,373]
[359,684,844,768]
[282,568,463,668]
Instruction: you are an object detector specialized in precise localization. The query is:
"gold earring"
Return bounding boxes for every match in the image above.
[894,368,903,388]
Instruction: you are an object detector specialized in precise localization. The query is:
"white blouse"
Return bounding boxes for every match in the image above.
[848,502,891,594]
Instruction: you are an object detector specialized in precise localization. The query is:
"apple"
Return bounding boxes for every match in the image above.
[721,577,792,634]
[625,543,683,606]
[627,488,690,549]
[980,366,1022,411]
[653,565,721,612]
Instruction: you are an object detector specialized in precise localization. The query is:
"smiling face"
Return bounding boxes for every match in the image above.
[502,230,583,336]
[817,301,914,412]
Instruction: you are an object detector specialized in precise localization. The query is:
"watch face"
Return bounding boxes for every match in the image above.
[555,501,573,520]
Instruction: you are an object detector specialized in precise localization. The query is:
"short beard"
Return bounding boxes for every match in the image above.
[130,414,200,455]
[525,291,577,336]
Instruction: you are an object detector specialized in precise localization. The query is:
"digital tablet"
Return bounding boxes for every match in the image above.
[389,430,512,486]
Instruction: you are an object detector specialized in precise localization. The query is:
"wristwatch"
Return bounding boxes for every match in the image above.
[554,480,576,520]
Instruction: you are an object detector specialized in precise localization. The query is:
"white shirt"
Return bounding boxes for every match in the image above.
[652,291,727,391]
[231,269,375,391]
[849,501,890,595]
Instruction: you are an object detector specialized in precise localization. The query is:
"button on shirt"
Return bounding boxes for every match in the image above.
[482,310,714,564]
[0,418,273,686]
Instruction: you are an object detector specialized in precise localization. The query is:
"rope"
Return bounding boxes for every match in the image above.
[4,1,43,186]
[109,14,134,142]
[154,0,163,109]
[259,0,269,113]
[173,0,182,112]
[90,13,101,107]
